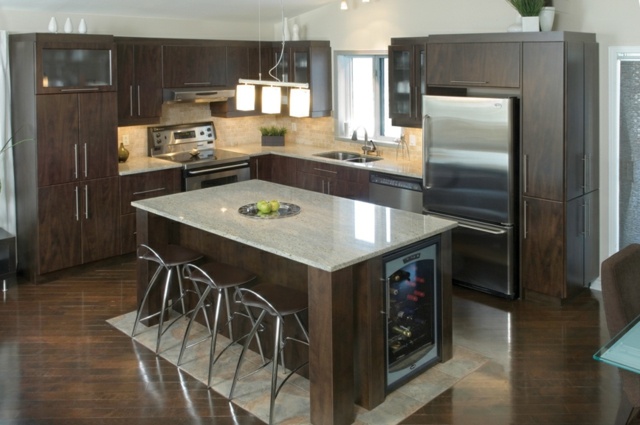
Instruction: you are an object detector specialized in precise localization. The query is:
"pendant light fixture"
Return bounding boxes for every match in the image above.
[236,0,310,117]
[340,0,348,10]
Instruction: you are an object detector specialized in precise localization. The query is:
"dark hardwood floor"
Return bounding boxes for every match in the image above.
[0,256,626,424]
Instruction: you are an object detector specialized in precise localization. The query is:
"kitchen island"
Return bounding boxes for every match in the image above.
[132,180,456,425]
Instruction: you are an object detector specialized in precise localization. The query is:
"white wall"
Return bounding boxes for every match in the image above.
[3,0,640,262]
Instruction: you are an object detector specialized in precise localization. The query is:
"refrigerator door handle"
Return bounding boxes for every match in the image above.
[422,113,432,189]
[458,222,507,235]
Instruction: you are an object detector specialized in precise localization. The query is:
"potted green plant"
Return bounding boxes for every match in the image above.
[260,125,287,146]
[506,0,546,31]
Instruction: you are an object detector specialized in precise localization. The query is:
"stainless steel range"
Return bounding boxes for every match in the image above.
[148,121,250,191]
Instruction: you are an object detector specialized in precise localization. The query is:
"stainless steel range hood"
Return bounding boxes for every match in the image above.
[163,88,235,104]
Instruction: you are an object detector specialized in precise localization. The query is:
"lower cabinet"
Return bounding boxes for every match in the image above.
[296,159,369,201]
[521,190,599,300]
[250,155,370,201]
[119,168,182,254]
[38,177,120,274]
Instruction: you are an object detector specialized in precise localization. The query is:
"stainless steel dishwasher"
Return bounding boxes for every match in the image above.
[369,172,423,213]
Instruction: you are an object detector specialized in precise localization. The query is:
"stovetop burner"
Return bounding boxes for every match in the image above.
[148,121,249,170]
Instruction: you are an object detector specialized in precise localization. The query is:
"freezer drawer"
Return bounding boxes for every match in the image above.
[442,216,517,299]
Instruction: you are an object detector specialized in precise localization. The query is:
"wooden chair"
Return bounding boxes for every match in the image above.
[601,243,640,424]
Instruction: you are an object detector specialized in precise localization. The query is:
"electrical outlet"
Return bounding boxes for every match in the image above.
[122,134,130,146]
[291,122,297,132]
[409,135,417,146]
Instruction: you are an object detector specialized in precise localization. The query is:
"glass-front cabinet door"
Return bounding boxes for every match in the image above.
[388,40,426,127]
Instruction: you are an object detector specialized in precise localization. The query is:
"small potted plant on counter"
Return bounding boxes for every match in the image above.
[506,0,546,31]
[260,125,287,146]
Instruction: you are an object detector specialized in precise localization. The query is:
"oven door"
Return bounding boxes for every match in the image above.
[183,161,250,191]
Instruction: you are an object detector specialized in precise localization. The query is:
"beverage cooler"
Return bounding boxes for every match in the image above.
[383,235,442,392]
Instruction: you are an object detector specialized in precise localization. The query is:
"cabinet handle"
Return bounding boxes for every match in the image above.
[523,154,529,194]
[74,186,79,221]
[423,114,432,189]
[523,200,528,239]
[313,168,338,174]
[133,187,166,196]
[256,159,259,178]
[60,88,100,92]
[449,80,489,85]
[583,155,588,192]
[129,85,134,117]
[74,144,79,179]
[327,180,331,194]
[137,85,141,116]
[83,143,88,178]
[321,180,325,193]
[583,200,589,237]
[183,82,211,86]
[84,185,89,219]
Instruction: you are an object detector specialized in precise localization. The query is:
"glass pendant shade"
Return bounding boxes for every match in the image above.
[262,86,282,114]
[289,88,310,117]
[236,84,256,111]
[340,0,348,10]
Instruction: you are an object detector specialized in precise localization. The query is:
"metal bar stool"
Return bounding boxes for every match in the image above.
[229,283,309,425]
[178,262,265,387]
[131,244,204,354]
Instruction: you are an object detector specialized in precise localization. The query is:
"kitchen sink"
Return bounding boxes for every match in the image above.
[313,151,362,161]
[345,156,383,163]
[313,150,382,163]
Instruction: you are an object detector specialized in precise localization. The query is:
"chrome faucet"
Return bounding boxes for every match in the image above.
[351,127,377,155]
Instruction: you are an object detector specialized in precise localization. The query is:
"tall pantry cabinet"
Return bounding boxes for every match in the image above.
[9,33,119,283]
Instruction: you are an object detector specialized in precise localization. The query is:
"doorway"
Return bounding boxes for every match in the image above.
[609,47,640,253]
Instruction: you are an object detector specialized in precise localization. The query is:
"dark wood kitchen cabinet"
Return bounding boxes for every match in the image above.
[9,33,120,282]
[296,159,369,200]
[270,40,332,117]
[38,177,120,274]
[520,36,600,302]
[427,42,521,88]
[119,169,181,254]
[388,37,428,128]
[163,44,227,88]
[250,154,298,187]
[36,92,118,186]
[115,39,163,126]
[210,43,270,118]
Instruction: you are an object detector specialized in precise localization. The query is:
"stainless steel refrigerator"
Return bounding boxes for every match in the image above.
[422,95,518,299]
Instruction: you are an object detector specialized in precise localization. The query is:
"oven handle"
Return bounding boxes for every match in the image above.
[185,162,250,176]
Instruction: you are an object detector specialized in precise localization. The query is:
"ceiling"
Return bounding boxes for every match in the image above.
[0,0,337,23]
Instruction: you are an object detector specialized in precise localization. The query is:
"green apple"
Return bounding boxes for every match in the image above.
[256,200,271,214]
[270,200,280,212]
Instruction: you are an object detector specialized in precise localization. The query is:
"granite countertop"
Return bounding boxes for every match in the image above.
[119,143,422,179]
[132,180,456,272]
[118,156,182,175]
[226,143,423,179]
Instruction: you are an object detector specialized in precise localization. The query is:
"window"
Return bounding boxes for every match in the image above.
[334,51,402,143]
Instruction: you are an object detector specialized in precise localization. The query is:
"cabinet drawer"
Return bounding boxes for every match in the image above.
[427,42,521,88]
[120,169,181,215]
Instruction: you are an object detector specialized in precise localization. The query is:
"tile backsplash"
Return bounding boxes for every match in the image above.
[117,102,422,159]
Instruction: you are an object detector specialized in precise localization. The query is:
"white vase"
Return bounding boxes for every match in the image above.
[521,16,540,32]
[539,7,555,32]
[48,17,58,33]
[64,17,73,33]
[78,18,87,34]
[292,24,300,41]
[283,17,290,41]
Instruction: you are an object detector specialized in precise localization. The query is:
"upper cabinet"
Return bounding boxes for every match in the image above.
[115,39,163,126]
[427,42,520,88]
[162,44,227,88]
[31,34,116,94]
[388,37,428,128]
[270,41,332,117]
